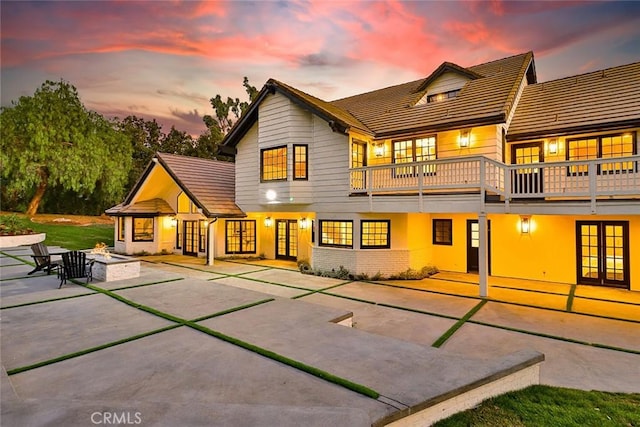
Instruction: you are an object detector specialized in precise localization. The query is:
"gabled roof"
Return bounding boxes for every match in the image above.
[107,152,244,218]
[413,61,483,94]
[332,52,534,138]
[508,61,640,141]
[222,52,534,148]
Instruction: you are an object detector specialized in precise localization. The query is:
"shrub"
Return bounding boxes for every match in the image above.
[0,214,35,235]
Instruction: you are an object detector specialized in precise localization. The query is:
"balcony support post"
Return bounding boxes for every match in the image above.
[589,162,597,214]
[478,213,489,298]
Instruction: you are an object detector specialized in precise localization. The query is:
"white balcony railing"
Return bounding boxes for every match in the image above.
[350,155,640,205]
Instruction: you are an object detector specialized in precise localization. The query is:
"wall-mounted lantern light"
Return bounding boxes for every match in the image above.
[374,143,385,157]
[520,215,531,234]
[265,190,277,202]
[459,129,471,148]
[299,218,308,229]
[264,217,272,227]
[548,139,558,155]
[170,216,177,228]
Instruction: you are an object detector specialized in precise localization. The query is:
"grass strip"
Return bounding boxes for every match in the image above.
[107,277,185,291]
[491,284,569,297]
[81,283,380,399]
[566,283,577,312]
[222,258,299,272]
[432,300,487,348]
[185,320,379,399]
[468,319,640,356]
[1,292,97,310]
[292,281,353,299]
[6,324,181,375]
[190,298,275,322]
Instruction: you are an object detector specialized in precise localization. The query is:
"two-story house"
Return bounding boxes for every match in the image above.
[219,51,639,294]
[109,51,639,294]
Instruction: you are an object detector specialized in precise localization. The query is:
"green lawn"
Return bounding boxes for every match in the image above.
[1,214,113,250]
[434,385,640,426]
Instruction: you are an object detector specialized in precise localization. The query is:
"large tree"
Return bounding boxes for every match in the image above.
[0,80,132,215]
[198,76,258,161]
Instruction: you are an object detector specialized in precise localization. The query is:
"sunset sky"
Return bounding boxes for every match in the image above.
[2,0,639,136]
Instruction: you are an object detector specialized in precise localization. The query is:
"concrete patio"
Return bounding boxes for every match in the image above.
[1,247,639,426]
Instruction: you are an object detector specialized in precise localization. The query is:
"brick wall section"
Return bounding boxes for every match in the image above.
[312,247,410,277]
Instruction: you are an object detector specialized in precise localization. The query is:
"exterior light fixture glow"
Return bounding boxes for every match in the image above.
[459,129,471,148]
[548,139,558,155]
[520,215,531,234]
[170,217,177,227]
[264,217,272,227]
[299,217,308,229]
[374,144,384,157]
[265,190,277,201]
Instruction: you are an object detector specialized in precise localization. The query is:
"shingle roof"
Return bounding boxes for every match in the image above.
[222,52,535,147]
[155,153,244,217]
[105,199,174,217]
[508,61,640,141]
[331,52,534,137]
[107,153,244,218]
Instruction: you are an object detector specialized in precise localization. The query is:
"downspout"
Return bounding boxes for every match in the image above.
[207,218,218,266]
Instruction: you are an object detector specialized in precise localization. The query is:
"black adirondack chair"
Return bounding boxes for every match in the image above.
[28,243,63,275]
[59,251,94,288]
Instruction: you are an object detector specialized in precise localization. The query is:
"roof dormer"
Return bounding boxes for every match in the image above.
[414,62,482,106]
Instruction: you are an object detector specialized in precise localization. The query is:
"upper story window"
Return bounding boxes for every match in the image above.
[393,136,437,175]
[319,220,353,248]
[361,220,390,249]
[261,146,287,181]
[293,144,308,180]
[426,90,460,104]
[133,217,154,242]
[567,133,636,175]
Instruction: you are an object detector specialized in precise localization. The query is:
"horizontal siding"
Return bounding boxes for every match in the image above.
[235,122,259,210]
[426,72,470,96]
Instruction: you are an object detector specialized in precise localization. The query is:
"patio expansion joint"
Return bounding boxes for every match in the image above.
[292,281,354,299]
[7,281,381,400]
[432,300,488,348]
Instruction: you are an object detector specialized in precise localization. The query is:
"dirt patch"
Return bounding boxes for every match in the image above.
[1,212,114,226]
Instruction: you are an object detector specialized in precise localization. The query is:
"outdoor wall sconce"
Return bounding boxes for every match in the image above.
[374,143,385,157]
[170,217,177,227]
[459,129,471,148]
[299,218,308,229]
[548,138,558,155]
[264,217,272,227]
[520,215,531,234]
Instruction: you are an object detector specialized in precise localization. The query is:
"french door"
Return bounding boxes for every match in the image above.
[276,219,298,260]
[466,220,491,274]
[512,142,543,195]
[183,220,198,256]
[576,221,629,289]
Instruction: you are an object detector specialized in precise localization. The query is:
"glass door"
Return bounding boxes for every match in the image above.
[576,221,629,288]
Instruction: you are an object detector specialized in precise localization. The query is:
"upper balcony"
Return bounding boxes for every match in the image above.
[349,155,640,213]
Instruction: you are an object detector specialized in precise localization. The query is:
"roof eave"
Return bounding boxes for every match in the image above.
[373,113,506,140]
[507,118,640,142]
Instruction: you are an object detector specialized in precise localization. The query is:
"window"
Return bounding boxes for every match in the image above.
[176,219,182,249]
[199,220,207,252]
[293,144,308,180]
[225,220,256,254]
[133,217,154,241]
[117,217,125,241]
[261,146,287,181]
[433,219,452,245]
[361,220,390,249]
[567,133,636,175]
[319,220,353,248]
[426,89,460,103]
[393,136,436,175]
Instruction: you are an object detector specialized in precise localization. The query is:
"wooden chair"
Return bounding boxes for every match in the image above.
[59,251,94,288]
[28,243,63,275]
